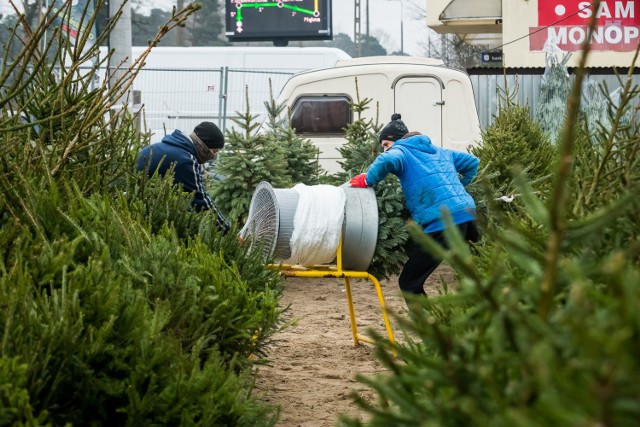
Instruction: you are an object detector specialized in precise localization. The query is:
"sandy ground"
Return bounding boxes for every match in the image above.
[253,264,456,427]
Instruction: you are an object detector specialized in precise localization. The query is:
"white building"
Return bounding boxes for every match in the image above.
[426,0,639,68]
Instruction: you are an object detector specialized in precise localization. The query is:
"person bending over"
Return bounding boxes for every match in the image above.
[350,113,479,305]
[136,121,230,233]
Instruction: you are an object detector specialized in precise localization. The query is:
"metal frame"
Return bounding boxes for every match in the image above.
[268,236,396,348]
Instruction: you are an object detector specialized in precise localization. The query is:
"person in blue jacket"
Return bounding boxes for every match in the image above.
[136,121,230,233]
[350,113,479,304]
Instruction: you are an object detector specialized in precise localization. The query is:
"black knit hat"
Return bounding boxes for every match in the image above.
[194,121,224,149]
[378,113,408,142]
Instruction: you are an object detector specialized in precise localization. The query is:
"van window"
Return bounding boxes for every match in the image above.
[290,96,352,135]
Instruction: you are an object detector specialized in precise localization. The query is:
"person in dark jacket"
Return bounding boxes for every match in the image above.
[350,113,480,305]
[136,121,230,233]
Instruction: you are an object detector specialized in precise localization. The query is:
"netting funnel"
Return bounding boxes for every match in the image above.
[240,181,299,261]
[241,181,378,271]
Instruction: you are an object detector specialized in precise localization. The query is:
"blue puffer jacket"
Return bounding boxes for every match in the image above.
[136,130,230,232]
[365,134,479,232]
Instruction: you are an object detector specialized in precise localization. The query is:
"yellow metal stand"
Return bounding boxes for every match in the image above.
[268,238,396,348]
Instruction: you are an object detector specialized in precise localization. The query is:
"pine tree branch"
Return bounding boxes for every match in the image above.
[539,0,601,319]
[581,43,640,210]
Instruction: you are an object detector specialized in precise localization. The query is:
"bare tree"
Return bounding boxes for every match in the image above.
[410,0,486,69]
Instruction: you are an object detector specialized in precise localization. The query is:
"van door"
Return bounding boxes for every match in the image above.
[393,76,443,146]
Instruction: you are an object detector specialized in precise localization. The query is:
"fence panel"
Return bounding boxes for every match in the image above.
[126,67,297,137]
[34,66,640,138]
[132,67,223,136]
[222,68,297,133]
[472,73,640,130]
[472,74,544,128]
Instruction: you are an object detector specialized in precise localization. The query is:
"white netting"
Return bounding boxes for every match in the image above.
[241,182,347,266]
[537,35,572,143]
[542,34,568,69]
[283,184,346,266]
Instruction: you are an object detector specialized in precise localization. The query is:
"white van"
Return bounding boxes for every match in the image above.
[274,56,482,173]
[125,45,350,71]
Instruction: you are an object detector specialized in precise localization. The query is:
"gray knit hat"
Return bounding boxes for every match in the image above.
[378,113,408,142]
[194,121,225,149]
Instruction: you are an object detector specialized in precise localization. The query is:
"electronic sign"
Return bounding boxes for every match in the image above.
[225,0,333,44]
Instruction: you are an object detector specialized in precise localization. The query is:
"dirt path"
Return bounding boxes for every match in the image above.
[254,264,456,427]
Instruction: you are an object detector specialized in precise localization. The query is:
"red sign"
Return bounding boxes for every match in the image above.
[538,0,640,25]
[530,24,640,50]
[532,0,640,51]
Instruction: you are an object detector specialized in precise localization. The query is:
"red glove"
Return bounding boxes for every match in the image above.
[350,173,368,188]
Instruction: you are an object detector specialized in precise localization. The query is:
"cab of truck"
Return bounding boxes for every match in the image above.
[274,56,482,174]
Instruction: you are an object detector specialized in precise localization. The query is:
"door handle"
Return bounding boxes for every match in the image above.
[435,101,445,106]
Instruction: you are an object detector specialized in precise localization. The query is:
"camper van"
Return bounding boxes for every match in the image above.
[274,56,482,173]
[99,46,351,136]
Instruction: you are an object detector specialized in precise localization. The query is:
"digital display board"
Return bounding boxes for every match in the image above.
[225,0,333,43]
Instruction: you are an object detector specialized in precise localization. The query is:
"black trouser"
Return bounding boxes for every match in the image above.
[398,220,479,299]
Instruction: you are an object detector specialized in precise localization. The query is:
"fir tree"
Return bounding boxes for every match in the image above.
[186,0,226,46]
[535,47,571,143]
[331,97,381,184]
[580,76,610,134]
[569,72,640,259]
[0,4,282,424]
[341,41,640,427]
[471,87,557,229]
[331,81,410,280]
[209,88,291,225]
[131,8,172,46]
[262,81,324,185]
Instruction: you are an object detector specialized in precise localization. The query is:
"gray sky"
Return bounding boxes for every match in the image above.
[0,0,430,56]
[332,0,429,55]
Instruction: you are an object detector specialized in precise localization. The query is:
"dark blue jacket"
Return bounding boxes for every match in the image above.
[136,130,229,231]
[365,134,478,232]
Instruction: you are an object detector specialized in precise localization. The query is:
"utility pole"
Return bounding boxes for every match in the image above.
[108,0,132,108]
[399,0,404,54]
[354,0,361,57]
[365,0,369,54]
[366,0,370,38]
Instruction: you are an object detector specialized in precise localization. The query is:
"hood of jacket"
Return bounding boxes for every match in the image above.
[392,134,437,155]
[161,130,197,157]
[364,132,476,232]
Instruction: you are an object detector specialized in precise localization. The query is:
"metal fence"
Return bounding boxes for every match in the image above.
[221,68,300,131]
[4,64,299,137]
[128,67,299,137]
[131,67,639,136]
[12,63,637,136]
[470,72,640,129]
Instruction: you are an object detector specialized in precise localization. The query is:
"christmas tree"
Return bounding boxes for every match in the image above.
[262,81,324,185]
[330,81,410,280]
[471,87,557,228]
[341,47,640,427]
[580,76,610,134]
[536,38,572,143]
[209,88,292,224]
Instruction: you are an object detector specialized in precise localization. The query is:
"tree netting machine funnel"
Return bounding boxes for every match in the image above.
[240,181,396,347]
